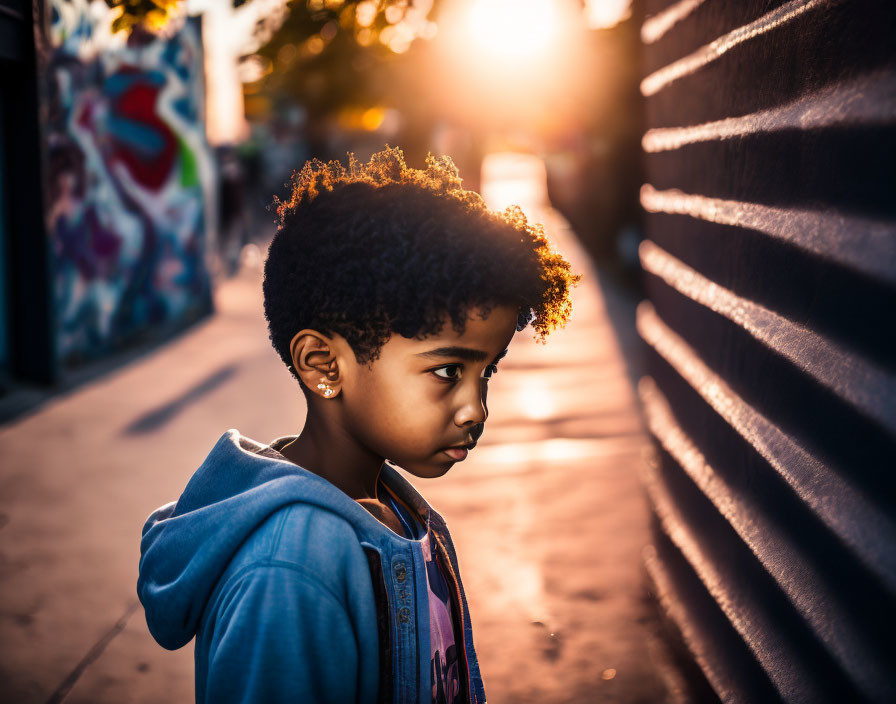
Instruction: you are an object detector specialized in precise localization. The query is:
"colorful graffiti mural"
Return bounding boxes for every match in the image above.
[44,0,214,362]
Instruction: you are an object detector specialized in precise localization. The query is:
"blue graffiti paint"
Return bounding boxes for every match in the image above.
[45,3,214,363]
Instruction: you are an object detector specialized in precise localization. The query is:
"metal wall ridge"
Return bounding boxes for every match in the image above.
[642,70,896,151]
[639,185,896,284]
[640,1,895,698]
[644,451,865,701]
[641,0,833,96]
[641,0,808,79]
[640,240,896,432]
[637,302,896,592]
[640,378,895,695]
[644,538,784,704]
[642,0,708,45]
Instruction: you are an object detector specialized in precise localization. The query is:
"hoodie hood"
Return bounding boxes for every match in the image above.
[137,429,417,650]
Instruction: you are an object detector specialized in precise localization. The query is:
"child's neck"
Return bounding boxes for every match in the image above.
[279,409,383,501]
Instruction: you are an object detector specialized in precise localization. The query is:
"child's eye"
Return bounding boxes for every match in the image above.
[433,365,462,380]
[482,364,499,379]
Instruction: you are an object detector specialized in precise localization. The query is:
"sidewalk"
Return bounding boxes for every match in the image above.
[0,210,671,703]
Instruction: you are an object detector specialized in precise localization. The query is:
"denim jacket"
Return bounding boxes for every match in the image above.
[138,430,486,704]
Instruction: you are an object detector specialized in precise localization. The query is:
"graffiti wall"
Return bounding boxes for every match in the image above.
[43,0,214,363]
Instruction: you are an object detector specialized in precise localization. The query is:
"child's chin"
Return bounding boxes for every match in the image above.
[390,458,453,479]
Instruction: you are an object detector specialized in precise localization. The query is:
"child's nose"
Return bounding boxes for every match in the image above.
[454,381,488,427]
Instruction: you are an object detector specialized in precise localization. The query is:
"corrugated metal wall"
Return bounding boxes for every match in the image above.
[637,1,896,702]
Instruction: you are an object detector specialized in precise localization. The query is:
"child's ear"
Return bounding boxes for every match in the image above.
[289,329,341,399]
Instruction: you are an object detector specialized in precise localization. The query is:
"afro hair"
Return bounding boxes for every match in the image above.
[263,146,580,377]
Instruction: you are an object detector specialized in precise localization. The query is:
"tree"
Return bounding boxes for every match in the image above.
[101,0,436,48]
[250,2,432,120]
[103,0,181,33]
[96,0,437,152]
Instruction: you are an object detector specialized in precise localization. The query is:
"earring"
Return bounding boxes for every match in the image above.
[317,382,335,398]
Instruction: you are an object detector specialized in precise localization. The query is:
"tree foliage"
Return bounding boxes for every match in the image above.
[103,0,181,33]
[100,0,435,47]
[248,1,435,124]
[96,0,437,121]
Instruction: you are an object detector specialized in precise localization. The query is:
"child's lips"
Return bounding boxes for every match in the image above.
[443,447,468,461]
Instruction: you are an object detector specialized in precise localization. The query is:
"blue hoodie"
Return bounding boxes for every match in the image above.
[138,430,486,704]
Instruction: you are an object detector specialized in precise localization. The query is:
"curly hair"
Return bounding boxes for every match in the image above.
[263,147,580,377]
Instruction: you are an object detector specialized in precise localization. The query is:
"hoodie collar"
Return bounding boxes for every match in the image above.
[137,429,442,649]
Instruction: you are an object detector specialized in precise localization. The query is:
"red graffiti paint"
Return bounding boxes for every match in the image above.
[107,69,178,190]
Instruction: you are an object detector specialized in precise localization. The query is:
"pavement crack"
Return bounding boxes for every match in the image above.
[45,600,140,704]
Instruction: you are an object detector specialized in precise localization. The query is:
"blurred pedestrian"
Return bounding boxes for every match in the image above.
[217,147,250,275]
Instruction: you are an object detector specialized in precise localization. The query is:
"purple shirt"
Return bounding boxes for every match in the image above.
[382,486,460,704]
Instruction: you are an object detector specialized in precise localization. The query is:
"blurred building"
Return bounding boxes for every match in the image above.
[0,0,216,389]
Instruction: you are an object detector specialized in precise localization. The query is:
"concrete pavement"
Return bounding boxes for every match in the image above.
[0,208,673,703]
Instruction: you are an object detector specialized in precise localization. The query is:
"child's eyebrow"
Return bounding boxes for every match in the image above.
[417,346,509,363]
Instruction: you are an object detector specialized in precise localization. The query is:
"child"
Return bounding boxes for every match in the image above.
[137,147,578,704]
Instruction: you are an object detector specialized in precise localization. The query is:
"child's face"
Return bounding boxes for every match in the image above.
[338,305,519,478]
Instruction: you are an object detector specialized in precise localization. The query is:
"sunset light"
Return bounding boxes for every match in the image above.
[467,0,559,61]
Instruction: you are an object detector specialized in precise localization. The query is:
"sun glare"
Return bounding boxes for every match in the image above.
[467,0,559,61]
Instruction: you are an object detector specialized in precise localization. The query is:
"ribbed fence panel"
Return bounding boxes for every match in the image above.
[638,1,896,701]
